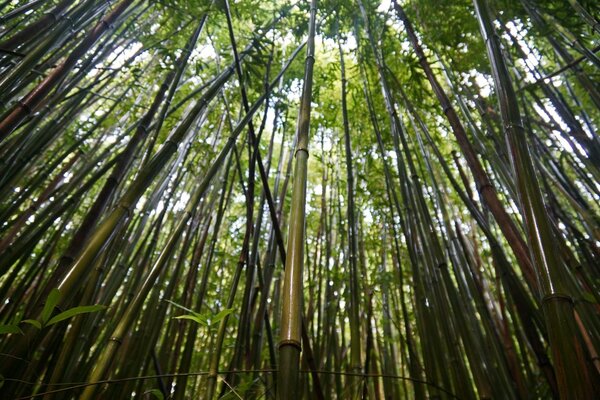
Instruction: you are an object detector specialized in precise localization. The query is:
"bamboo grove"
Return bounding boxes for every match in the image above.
[0,0,598,398]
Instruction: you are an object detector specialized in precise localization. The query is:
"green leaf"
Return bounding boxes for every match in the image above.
[21,319,42,330]
[581,292,598,304]
[144,389,164,400]
[46,305,106,326]
[211,308,234,326]
[41,288,61,325]
[174,314,208,327]
[0,324,23,335]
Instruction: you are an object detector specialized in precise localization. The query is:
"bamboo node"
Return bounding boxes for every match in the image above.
[17,100,33,115]
[100,19,114,30]
[542,293,574,306]
[45,11,60,23]
[117,203,133,217]
[110,336,123,344]
[295,147,309,158]
[476,182,493,194]
[278,339,301,350]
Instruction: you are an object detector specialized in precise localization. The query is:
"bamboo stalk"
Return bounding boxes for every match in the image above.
[473,0,595,397]
[278,1,317,398]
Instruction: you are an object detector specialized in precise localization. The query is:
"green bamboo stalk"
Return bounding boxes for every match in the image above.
[278,1,317,398]
[473,0,595,397]
[336,27,362,396]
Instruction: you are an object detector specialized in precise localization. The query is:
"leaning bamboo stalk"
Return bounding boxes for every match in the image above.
[48,22,203,294]
[519,0,600,109]
[0,0,84,51]
[140,14,209,167]
[473,0,594,397]
[80,42,302,399]
[0,0,104,102]
[566,0,600,34]
[0,0,135,140]
[0,40,269,375]
[392,1,536,289]
[0,0,48,25]
[53,45,256,302]
[79,195,199,399]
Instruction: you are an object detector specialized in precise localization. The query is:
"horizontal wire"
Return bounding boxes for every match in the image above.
[9,368,460,399]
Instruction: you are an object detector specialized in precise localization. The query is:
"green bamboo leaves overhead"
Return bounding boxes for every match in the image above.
[0,0,599,398]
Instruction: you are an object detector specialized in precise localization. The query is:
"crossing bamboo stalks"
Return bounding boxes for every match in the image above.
[393,1,537,288]
[473,0,596,397]
[0,0,136,140]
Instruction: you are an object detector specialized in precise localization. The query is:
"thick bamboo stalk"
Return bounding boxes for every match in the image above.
[278,1,317,398]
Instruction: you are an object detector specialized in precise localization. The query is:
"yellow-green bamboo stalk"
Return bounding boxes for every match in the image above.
[278,1,317,398]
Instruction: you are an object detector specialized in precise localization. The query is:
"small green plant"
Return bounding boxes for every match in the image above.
[0,288,106,335]
[165,299,234,328]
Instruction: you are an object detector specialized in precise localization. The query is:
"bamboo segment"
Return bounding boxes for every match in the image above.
[338,29,362,391]
[278,1,317,398]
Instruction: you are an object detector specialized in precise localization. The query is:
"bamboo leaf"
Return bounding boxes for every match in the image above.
[40,288,61,325]
[21,319,42,330]
[210,308,234,326]
[165,299,197,315]
[174,314,209,327]
[144,389,164,400]
[0,324,23,334]
[46,305,106,326]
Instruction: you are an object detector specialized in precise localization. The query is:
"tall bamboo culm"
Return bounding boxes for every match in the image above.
[278,1,317,398]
